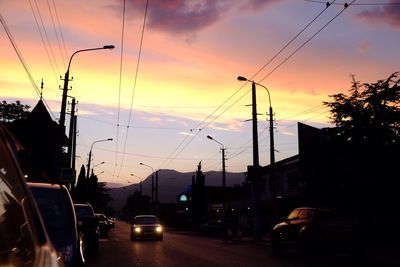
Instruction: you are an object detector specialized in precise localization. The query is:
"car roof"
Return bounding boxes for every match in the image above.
[135,215,157,218]
[27,182,67,190]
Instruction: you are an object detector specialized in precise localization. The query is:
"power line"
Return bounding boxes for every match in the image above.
[46,0,66,68]
[305,0,400,5]
[157,1,341,168]
[259,1,356,83]
[113,0,126,179]
[116,0,149,180]
[0,12,56,120]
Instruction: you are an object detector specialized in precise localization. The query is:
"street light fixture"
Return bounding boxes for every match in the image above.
[86,138,112,179]
[91,161,105,176]
[140,163,155,204]
[131,173,143,195]
[60,45,115,131]
[207,135,227,211]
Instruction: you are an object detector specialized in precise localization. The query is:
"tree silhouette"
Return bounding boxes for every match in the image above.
[323,72,400,216]
[324,72,400,146]
[0,100,30,123]
[74,165,87,203]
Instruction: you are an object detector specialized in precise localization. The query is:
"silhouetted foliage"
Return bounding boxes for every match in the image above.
[324,72,400,146]
[322,72,400,218]
[0,100,30,123]
[74,165,87,203]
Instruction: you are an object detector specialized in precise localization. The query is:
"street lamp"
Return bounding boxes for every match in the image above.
[60,45,115,131]
[237,76,275,164]
[207,135,226,188]
[207,135,227,212]
[131,173,143,195]
[91,161,105,176]
[140,163,155,204]
[86,138,112,179]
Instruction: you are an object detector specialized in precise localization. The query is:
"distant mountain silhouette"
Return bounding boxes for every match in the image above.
[108,169,246,210]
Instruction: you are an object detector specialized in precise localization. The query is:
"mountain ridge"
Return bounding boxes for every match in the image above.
[108,169,246,210]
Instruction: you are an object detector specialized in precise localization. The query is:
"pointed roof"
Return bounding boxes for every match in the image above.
[29,99,54,123]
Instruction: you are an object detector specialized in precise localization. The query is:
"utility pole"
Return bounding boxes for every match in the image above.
[67,97,76,168]
[155,171,158,204]
[251,81,262,241]
[269,105,275,165]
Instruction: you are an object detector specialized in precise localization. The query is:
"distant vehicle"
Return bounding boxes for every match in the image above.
[28,183,84,267]
[199,219,223,236]
[95,213,112,238]
[74,203,100,254]
[130,215,163,241]
[271,207,366,256]
[0,123,62,266]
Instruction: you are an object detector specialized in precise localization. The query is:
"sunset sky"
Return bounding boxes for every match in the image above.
[1,0,399,187]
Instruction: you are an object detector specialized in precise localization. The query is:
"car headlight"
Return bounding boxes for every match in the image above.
[155,226,162,233]
[134,227,142,233]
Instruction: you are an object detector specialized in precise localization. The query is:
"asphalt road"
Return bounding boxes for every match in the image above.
[84,220,398,267]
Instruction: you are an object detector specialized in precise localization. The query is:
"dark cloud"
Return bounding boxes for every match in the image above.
[355,1,400,29]
[123,0,280,35]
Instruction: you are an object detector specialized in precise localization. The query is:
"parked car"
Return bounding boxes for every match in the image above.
[130,215,163,241]
[95,213,112,238]
[28,182,84,267]
[199,219,223,236]
[0,122,62,266]
[271,207,366,256]
[74,203,100,255]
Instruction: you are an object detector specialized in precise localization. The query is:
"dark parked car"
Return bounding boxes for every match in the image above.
[0,123,62,266]
[95,213,112,238]
[28,183,84,267]
[74,203,99,255]
[271,207,366,255]
[199,219,223,236]
[130,215,163,241]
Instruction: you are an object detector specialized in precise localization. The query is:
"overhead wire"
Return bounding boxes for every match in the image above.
[0,12,56,119]
[29,0,60,82]
[158,1,339,169]
[112,0,126,179]
[51,0,68,63]
[259,1,355,83]
[46,0,66,68]
[115,0,149,181]
[304,0,399,5]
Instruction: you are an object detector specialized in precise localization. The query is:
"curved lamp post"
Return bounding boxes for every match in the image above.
[237,76,275,164]
[86,138,112,179]
[207,135,226,211]
[131,173,143,195]
[60,45,115,130]
[91,161,105,176]
[140,162,155,203]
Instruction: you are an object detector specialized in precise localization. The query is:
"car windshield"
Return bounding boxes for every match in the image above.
[75,205,95,218]
[30,187,72,229]
[134,216,160,225]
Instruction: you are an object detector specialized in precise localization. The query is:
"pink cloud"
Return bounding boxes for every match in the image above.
[120,0,280,35]
[355,1,400,29]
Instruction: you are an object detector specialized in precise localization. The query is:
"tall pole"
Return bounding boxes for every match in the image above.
[269,105,275,165]
[251,82,260,167]
[67,97,76,168]
[140,163,155,204]
[207,135,226,211]
[155,171,159,204]
[251,81,262,241]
